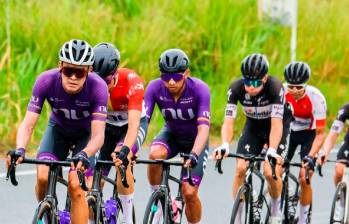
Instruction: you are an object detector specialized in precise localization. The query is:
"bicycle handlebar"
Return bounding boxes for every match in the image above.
[214,153,265,175]
[6,157,88,190]
[95,160,129,188]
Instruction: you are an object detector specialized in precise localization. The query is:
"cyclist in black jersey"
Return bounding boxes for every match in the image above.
[213,53,292,224]
[318,104,349,218]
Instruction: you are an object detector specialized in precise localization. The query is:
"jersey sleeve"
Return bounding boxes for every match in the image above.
[127,74,145,111]
[196,82,211,126]
[330,104,349,133]
[144,80,157,122]
[311,90,327,128]
[27,74,49,114]
[225,80,241,119]
[269,79,285,119]
[91,81,108,121]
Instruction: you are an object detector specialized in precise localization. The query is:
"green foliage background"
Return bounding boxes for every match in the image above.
[0,0,348,153]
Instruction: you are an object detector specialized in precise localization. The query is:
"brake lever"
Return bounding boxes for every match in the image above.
[77,171,88,191]
[118,166,129,188]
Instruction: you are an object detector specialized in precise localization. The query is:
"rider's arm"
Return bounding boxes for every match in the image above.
[268,81,285,151]
[144,80,157,123]
[16,111,40,149]
[83,120,106,157]
[323,131,339,156]
[309,90,327,157]
[191,81,211,156]
[221,82,239,144]
[84,80,109,157]
[221,117,234,143]
[269,117,283,150]
[123,110,142,151]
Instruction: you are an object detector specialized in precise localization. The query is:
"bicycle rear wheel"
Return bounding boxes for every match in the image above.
[230,185,252,224]
[330,182,346,224]
[32,201,55,224]
[87,195,107,224]
[143,190,169,224]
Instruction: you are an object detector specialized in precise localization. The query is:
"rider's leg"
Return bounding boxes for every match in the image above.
[335,162,346,185]
[298,167,314,224]
[182,183,201,223]
[264,162,283,217]
[69,170,88,224]
[35,165,49,201]
[232,159,248,198]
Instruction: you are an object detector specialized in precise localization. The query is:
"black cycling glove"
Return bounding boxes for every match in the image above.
[73,151,90,169]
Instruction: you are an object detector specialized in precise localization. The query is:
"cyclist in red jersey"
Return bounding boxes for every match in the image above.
[6,39,109,223]
[284,61,327,224]
[88,43,146,224]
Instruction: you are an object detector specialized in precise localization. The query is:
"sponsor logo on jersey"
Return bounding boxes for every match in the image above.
[243,105,272,119]
[180,97,194,104]
[52,107,90,120]
[245,93,251,100]
[159,96,172,102]
[31,96,39,103]
[161,108,195,120]
[75,100,90,107]
[49,97,64,103]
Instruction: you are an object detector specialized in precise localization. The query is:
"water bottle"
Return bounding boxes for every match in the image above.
[105,198,117,220]
[171,196,183,223]
[59,210,71,224]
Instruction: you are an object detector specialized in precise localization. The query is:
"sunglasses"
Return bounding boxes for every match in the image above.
[287,84,305,90]
[103,74,115,85]
[243,78,263,87]
[61,67,88,79]
[161,73,184,82]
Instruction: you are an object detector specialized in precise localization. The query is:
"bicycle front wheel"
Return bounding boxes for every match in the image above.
[32,201,55,224]
[143,190,169,224]
[330,182,346,224]
[230,185,251,224]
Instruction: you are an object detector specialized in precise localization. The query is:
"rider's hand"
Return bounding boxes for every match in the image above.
[6,148,25,168]
[72,151,90,171]
[213,142,229,160]
[317,149,328,166]
[112,145,130,168]
[184,151,199,168]
[302,155,316,170]
[265,147,282,164]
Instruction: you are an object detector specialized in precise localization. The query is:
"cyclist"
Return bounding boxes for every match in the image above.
[144,48,210,224]
[318,103,349,219]
[87,42,147,224]
[213,53,292,223]
[6,39,108,224]
[283,61,327,224]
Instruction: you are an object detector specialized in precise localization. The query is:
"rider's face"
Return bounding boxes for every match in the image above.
[59,62,90,94]
[244,75,267,96]
[163,70,188,95]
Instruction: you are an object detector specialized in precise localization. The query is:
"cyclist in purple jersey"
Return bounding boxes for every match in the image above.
[145,49,210,224]
[6,39,108,224]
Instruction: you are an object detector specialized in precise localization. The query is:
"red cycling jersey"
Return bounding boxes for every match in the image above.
[285,85,326,131]
[107,68,145,126]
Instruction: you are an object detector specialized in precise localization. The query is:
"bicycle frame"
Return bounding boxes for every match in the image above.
[343,166,349,223]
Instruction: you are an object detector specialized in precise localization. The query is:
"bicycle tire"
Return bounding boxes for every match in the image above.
[87,195,107,224]
[32,201,55,224]
[330,182,346,224]
[280,184,298,224]
[230,185,251,224]
[143,190,169,224]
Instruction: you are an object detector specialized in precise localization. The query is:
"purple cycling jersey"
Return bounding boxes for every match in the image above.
[145,77,211,138]
[27,68,108,130]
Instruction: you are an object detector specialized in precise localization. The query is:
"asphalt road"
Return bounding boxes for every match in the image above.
[0,149,338,223]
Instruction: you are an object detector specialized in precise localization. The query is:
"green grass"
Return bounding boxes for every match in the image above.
[0,0,349,153]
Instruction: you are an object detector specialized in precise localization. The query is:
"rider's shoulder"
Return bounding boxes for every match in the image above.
[35,68,60,85]
[118,68,142,80]
[188,77,209,90]
[228,78,244,89]
[305,85,326,101]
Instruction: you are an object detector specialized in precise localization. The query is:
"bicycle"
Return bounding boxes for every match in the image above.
[215,153,270,224]
[318,159,349,224]
[278,159,311,224]
[86,159,135,224]
[6,155,88,224]
[138,155,194,224]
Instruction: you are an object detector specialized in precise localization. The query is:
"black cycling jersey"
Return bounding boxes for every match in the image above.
[331,103,349,142]
[225,76,292,132]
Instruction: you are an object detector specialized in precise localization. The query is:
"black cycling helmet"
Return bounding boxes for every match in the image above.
[59,39,94,66]
[241,53,269,80]
[159,49,190,73]
[93,43,120,78]
[284,61,311,85]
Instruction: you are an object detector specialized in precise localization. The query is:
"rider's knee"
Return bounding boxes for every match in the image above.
[68,174,84,200]
[182,185,198,203]
[36,170,48,188]
[149,145,167,160]
[335,164,345,178]
[299,175,311,188]
[235,163,246,178]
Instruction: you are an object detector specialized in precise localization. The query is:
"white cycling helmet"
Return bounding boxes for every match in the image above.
[59,39,94,66]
